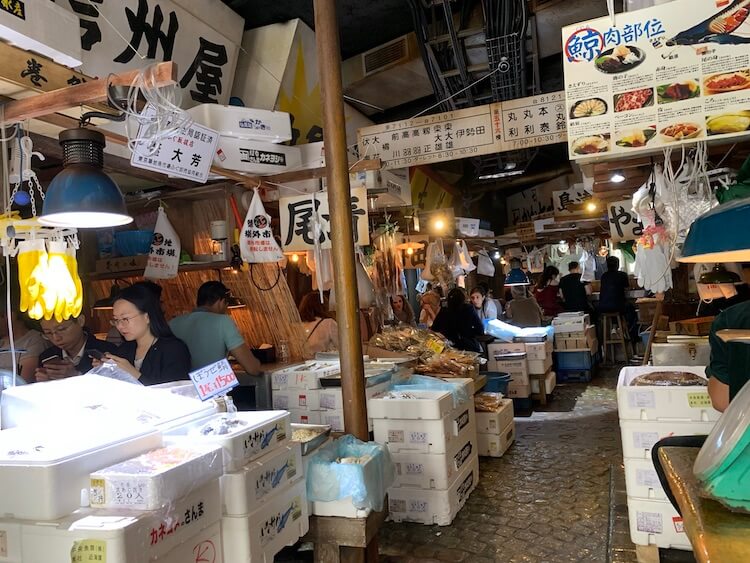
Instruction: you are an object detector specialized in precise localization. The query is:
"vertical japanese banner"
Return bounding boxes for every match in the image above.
[608,199,644,242]
[144,207,180,279]
[239,189,283,263]
[279,188,369,252]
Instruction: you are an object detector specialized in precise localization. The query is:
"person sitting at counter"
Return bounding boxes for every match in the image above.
[0,303,46,383]
[35,316,117,382]
[599,256,638,342]
[298,292,339,359]
[96,285,191,385]
[559,261,593,314]
[533,266,563,318]
[170,281,261,375]
[391,294,416,325]
[505,286,544,328]
[418,290,441,328]
[470,286,498,322]
[431,287,483,352]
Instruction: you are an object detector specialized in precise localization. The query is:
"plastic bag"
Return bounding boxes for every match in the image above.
[144,206,180,279]
[477,250,495,277]
[485,319,554,342]
[474,392,505,412]
[240,188,284,263]
[389,373,470,408]
[306,435,395,511]
[329,256,375,310]
[448,240,476,278]
[85,362,143,385]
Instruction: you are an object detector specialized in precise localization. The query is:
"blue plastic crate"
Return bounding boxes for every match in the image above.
[556,369,593,383]
[554,350,595,370]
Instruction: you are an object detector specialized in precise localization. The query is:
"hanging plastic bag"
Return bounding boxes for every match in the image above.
[477,250,495,277]
[449,240,476,276]
[144,207,181,279]
[329,255,375,311]
[239,188,283,263]
[420,240,441,281]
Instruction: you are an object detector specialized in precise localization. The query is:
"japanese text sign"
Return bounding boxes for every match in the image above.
[240,189,283,263]
[608,199,644,242]
[402,235,430,270]
[189,359,239,401]
[56,0,240,107]
[279,188,370,252]
[144,206,180,279]
[357,92,567,170]
[131,105,218,183]
[553,185,594,213]
[563,1,750,160]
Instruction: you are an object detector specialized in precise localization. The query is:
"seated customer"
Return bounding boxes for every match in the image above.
[35,316,117,381]
[505,286,544,328]
[533,266,563,317]
[298,292,339,359]
[99,285,191,385]
[431,288,483,352]
[0,305,46,383]
[599,256,638,342]
[391,295,416,325]
[559,261,593,313]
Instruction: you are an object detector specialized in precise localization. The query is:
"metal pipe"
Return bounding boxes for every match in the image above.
[313,0,369,441]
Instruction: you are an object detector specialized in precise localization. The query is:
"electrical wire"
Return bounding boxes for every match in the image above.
[0,105,17,383]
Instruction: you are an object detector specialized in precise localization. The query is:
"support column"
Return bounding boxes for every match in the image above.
[313,0,368,440]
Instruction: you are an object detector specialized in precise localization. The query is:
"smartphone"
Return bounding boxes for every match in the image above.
[86,349,105,360]
[40,354,61,364]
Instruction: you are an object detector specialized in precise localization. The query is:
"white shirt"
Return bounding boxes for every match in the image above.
[63,341,87,367]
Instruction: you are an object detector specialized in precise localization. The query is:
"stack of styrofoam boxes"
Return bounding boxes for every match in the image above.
[617,366,720,552]
[271,361,341,426]
[553,313,598,382]
[488,340,556,400]
[369,378,479,526]
[475,397,515,457]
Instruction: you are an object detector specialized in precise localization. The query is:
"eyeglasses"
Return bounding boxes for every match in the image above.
[109,313,145,327]
[42,322,76,340]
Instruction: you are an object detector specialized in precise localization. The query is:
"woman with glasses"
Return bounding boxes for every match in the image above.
[99,284,191,385]
[35,316,116,381]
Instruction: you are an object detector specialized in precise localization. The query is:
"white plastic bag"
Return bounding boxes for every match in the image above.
[477,250,495,277]
[144,206,180,279]
[239,188,283,263]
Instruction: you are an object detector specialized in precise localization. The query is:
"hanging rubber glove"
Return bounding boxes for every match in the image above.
[16,240,47,317]
[65,244,83,318]
[46,241,77,322]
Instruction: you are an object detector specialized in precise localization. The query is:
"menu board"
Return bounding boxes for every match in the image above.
[563,0,750,160]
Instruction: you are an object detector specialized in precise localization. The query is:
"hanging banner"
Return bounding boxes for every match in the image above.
[357,91,567,170]
[608,199,644,242]
[563,1,750,160]
[402,235,430,270]
[144,207,180,279]
[240,189,284,263]
[553,185,594,213]
[279,188,369,252]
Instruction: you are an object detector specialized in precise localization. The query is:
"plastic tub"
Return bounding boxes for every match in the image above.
[114,230,153,256]
[484,372,511,395]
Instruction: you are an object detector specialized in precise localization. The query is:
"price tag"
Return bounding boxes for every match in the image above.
[687,392,712,408]
[425,336,445,355]
[673,516,685,533]
[636,511,663,534]
[189,359,239,401]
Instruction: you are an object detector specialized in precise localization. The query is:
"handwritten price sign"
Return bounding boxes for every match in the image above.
[189,359,239,401]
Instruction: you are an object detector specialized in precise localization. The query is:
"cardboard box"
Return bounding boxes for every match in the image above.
[528,355,553,375]
[474,399,514,434]
[476,421,515,458]
[524,341,553,361]
[95,255,149,274]
[506,381,530,399]
[492,357,529,378]
[530,370,556,396]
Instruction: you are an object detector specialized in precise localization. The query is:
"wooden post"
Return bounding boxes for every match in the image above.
[642,294,664,366]
[313,0,368,440]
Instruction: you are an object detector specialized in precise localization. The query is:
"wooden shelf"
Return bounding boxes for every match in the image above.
[85,261,231,281]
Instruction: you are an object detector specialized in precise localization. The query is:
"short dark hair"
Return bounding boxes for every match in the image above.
[568,261,580,272]
[446,287,467,310]
[116,285,173,338]
[197,281,230,307]
[606,256,620,271]
[298,292,329,322]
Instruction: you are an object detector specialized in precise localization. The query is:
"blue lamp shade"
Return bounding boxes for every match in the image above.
[39,128,132,229]
[505,267,530,286]
[680,198,750,263]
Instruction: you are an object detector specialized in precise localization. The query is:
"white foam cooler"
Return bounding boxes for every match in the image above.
[221,442,303,516]
[271,362,340,391]
[0,479,221,563]
[288,409,321,425]
[368,389,455,420]
[221,477,309,563]
[476,421,516,458]
[158,521,223,563]
[272,389,321,411]
[0,424,161,520]
[164,411,290,472]
[387,456,479,526]
[187,104,292,143]
[474,399,514,434]
[619,419,715,459]
[89,445,223,510]
[627,496,691,550]
[623,457,667,500]
[213,137,302,175]
[617,366,720,422]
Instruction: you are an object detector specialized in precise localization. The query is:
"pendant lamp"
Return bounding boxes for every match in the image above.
[40,128,133,228]
[699,264,741,285]
[679,198,750,263]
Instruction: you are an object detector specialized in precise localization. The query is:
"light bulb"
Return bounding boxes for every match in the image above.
[493,251,501,259]
[610,171,625,183]
[291,254,299,263]
[406,247,414,255]
[434,218,445,231]
[586,201,597,212]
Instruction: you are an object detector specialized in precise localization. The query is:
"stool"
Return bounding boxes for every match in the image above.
[304,505,387,563]
[601,312,632,365]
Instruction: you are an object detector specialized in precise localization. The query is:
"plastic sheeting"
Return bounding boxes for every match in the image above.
[485,319,554,343]
[388,373,470,408]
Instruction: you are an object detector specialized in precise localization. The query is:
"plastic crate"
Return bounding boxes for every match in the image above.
[555,350,595,370]
[556,369,593,383]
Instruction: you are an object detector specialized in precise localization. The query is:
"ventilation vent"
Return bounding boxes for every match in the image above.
[363,37,408,76]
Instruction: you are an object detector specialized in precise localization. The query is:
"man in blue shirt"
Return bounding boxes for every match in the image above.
[170,282,261,375]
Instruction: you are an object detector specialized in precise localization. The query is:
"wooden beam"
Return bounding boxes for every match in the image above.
[262,159,382,186]
[415,165,462,198]
[2,62,178,123]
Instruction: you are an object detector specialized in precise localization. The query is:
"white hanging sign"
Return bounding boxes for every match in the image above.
[553,185,594,214]
[240,188,284,263]
[189,359,239,401]
[279,188,370,252]
[144,207,180,279]
[608,199,644,242]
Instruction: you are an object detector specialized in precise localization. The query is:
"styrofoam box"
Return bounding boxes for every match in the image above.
[221,477,309,563]
[0,375,216,431]
[475,399,514,434]
[387,455,479,526]
[159,521,223,563]
[221,442,303,516]
[617,366,720,422]
[506,381,531,399]
[311,497,371,519]
[552,315,590,332]
[187,104,292,143]
[288,409,321,425]
[624,457,667,500]
[373,403,475,454]
[318,409,377,433]
[477,421,516,458]
[90,444,223,510]
[271,362,340,391]
[164,411,290,473]
[531,370,557,396]
[368,389,455,421]
[272,389,321,411]
[318,380,391,411]
[627,496,691,550]
[619,419,715,460]
[1,480,221,563]
[528,355,553,375]
[391,424,476,489]
[213,137,302,174]
[0,424,161,521]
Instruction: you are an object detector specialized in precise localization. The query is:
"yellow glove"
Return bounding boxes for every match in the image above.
[46,241,77,322]
[65,245,83,318]
[16,240,47,316]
